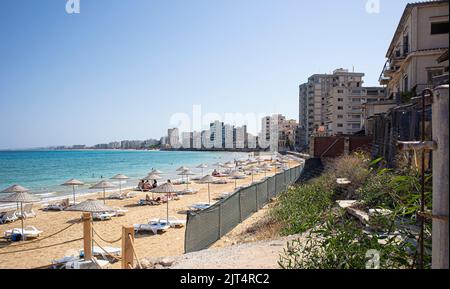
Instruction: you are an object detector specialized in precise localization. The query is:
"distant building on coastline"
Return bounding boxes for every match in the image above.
[379,0,449,101]
[168,128,180,149]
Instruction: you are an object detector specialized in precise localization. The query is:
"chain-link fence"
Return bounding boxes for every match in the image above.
[185,165,303,253]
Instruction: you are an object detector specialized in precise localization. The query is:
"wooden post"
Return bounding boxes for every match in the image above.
[432,86,449,269]
[122,226,135,269]
[82,212,93,261]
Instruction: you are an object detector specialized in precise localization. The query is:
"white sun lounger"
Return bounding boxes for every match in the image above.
[149,218,186,228]
[92,212,115,221]
[134,223,170,235]
[108,192,125,200]
[4,226,43,239]
[178,188,199,195]
[0,210,18,224]
[17,204,36,219]
[189,203,211,211]
[110,207,128,217]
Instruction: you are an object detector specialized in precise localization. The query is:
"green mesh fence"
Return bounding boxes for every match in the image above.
[185,164,303,253]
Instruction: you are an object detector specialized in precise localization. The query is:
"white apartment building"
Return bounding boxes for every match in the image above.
[247,133,257,149]
[210,121,223,149]
[299,69,385,143]
[224,124,234,149]
[234,126,246,149]
[326,86,386,135]
[167,128,180,148]
[379,1,449,100]
[192,131,202,149]
[181,132,192,149]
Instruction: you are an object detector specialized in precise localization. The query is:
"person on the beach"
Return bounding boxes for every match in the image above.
[212,169,219,177]
[152,180,158,188]
[138,179,144,190]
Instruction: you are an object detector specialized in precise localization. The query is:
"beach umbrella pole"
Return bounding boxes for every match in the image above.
[208,183,211,205]
[20,202,24,241]
[166,193,169,223]
[103,188,106,204]
[72,185,76,205]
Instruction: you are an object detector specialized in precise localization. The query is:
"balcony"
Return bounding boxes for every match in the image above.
[391,44,409,65]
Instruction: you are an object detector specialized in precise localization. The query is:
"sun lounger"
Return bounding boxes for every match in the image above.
[17,204,36,219]
[110,207,128,217]
[189,203,211,211]
[125,191,137,198]
[92,212,115,221]
[219,192,233,200]
[213,179,230,184]
[65,257,110,269]
[108,192,125,200]
[0,210,18,224]
[43,198,70,211]
[138,199,161,206]
[134,222,170,235]
[149,217,186,228]
[4,226,43,239]
[177,188,199,195]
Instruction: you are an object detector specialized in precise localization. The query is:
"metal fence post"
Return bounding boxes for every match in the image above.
[432,85,449,269]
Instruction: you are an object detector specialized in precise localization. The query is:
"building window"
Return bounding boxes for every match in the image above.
[338,106,343,110]
[431,22,449,35]
[337,124,343,128]
[427,69,444,84]
[338,98,344,102]
[338,90,344,93]
[403,75,409,92]
[337,115,344,119]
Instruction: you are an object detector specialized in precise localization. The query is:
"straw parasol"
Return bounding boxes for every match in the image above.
[61,179,84,205]
[248,167,260,183]
[65,199,115,213]
[150,182,178,224]
[229,171,246,189]
[0,185,41,241]
[272,161,283,174]
[110,174,129,195]
[199,175,217,204]
[259,163,272,178]
[143,173,162,198]
[178,169,195,189]
[149,169,164,175]
[196,164,208,176]
[213,162,224,168]
[176,166,190,172]
[89,181,116,204]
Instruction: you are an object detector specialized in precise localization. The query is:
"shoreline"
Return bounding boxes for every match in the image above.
[0,157,303,269]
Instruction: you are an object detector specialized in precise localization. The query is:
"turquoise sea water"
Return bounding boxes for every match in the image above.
[0,150,248,201]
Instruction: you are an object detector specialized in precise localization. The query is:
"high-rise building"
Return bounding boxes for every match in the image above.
[210,121,223,149]
[192,131,202,149]
[298,69,385,143]
[181,132,193,149]
[168,128,180,148]
[234,126,246,149]
[224,124,234,149]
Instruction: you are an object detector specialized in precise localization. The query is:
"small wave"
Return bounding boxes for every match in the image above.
[36,192,57,197]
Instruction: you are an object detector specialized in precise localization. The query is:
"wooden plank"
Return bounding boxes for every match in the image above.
[122,226,135,269]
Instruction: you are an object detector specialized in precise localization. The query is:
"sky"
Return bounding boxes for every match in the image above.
[0,0,412,149]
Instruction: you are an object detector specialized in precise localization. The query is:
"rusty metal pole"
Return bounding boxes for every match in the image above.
[432,85,449,269]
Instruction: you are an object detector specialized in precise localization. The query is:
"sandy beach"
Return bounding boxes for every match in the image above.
[0,159,300,269]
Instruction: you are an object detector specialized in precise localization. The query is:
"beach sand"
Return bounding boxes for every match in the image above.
[0,160,299,269]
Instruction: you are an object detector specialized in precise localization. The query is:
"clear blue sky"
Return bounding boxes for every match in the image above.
[0,0,411,149]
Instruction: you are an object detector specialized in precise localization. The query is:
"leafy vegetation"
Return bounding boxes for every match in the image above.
[275,153,432,269]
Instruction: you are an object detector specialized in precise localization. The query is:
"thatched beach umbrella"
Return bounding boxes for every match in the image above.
[65,199,115,213]
[259,163,272,178]
[199,175,217,205]
[110,174,129,195]
[150,182,177,224]
[149,169,164,175]
[229,171,246,189]
[0,185,41,241]
[89,181,116,204]
[143,173,162,198]
[196,164,208,177]
[62,179,84,205]
[178,169,195,189]
[272,161,283,174]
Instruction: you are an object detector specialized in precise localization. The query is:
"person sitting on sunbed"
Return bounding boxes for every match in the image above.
[152,180,158,189]
[143,181,151,191]
[138,180,145,190]
[212,169,220,177]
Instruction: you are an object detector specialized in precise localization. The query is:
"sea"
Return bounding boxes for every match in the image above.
[0,150,250,206]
